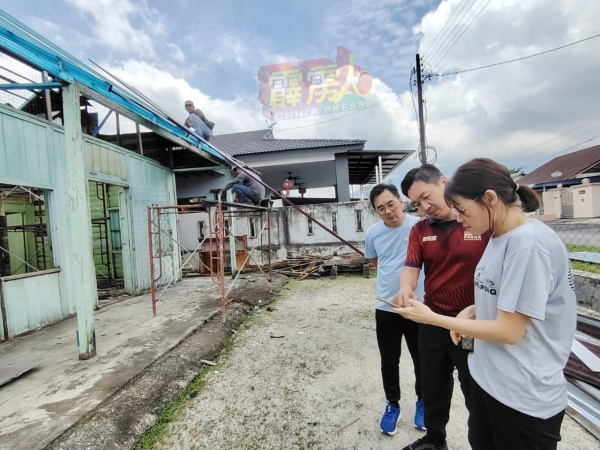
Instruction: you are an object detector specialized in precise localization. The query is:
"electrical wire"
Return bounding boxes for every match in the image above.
[423,0,478,65]
[519,133,600,170]
[510,117,600,159]
[377,78,416,149]
[439,33,600,77]
[422,0,471,57]
[437,80,562,124]
[376,81,410,147]
[430,0,492,70]
[377,91,414,149]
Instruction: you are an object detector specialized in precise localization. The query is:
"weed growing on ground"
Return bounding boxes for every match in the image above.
[133,307,266,450]
[134,363,215,450]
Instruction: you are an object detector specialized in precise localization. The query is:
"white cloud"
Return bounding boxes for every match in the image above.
[103,59,265,133]
[66,0,158,57]
[167,43,186,63]
[210,34,246,67]
[28,17,65,45]
[77,0,600,186]
[407,0,600,175]
[99,57,420,172]
[321,0,439,84]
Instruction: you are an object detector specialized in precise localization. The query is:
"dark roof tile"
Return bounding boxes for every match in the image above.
[209,129,365,156]
[519,145,600,185]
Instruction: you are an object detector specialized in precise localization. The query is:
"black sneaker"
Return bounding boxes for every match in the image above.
[402,435,448,450]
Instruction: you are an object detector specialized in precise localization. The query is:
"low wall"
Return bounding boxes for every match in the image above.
[574,270,600,312]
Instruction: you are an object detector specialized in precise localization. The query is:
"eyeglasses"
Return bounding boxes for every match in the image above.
[451,196,480,218]
[375,200,400,214]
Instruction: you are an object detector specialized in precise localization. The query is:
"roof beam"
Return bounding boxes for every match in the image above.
[0,81,62,91]
[76,82,226,168]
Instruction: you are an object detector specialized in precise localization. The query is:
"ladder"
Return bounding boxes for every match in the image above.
[31,189,47,271]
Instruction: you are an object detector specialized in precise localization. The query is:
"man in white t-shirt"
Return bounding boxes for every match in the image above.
[365,183,426,436]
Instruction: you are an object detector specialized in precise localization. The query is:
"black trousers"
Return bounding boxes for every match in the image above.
[419,323,472,445]
[375,309,422,405]
[468,379,565,450]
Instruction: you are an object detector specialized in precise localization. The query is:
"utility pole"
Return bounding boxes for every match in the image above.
[415,54,427,165]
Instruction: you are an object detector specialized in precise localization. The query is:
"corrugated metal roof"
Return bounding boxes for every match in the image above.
[565,313,600,389]
[0,10,229,165]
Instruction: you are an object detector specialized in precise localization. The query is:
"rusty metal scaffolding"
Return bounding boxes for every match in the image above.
[147,200,271,320]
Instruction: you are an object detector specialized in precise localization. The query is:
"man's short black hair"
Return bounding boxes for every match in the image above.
[400,164,444,197]
[369,183,400,208]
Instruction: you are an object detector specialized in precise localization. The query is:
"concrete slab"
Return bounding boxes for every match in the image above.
[0,276,229,450]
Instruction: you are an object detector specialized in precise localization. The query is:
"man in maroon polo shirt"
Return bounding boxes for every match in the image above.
[397,165,489,450]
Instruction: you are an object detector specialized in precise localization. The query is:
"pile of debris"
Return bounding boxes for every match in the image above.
[272,251,369,280]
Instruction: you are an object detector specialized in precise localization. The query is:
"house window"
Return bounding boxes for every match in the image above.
[197,220,206,239]
[356,210,363,232]
[0,184,54,276]
[307,218,314,235]
[332,212,338,233]
[249,218,256,239]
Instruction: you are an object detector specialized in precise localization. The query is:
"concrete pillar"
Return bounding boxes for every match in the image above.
[334,154,351,202]
[62,83,97,360]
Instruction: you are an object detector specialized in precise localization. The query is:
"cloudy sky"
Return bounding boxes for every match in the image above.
[1,0,599,186]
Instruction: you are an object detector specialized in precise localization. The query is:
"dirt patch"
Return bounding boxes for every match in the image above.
[151,276,598,450]
[45,274,288,450]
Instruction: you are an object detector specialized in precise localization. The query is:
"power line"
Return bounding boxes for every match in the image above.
[378,87,416,149]
[520,133,600,170]
[377,81,410,143]
[377,81,414,149]
[509,117,600,160]
[431,0,492,69]
[437,80,562,124]
[422,0,472,58]
[424,0,479,65]
[440,33,600,77]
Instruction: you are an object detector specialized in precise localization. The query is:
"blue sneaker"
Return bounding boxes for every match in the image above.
[380,403,402,435]
[414,399,426,431]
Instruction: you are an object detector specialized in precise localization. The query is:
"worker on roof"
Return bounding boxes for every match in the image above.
[184,100,214,141]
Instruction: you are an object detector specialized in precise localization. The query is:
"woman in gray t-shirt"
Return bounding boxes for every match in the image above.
[394,158,576,450]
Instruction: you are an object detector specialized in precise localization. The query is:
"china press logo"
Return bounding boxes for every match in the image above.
[257,47,373,121]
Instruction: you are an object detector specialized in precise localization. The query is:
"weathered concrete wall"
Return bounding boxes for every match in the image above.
[574,270,600,312]
[177,201,375,271]
[282,201,377,245]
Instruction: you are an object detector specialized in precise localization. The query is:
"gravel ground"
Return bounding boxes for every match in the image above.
[154,276,599,449]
